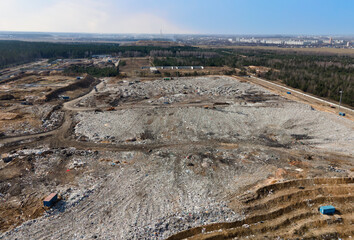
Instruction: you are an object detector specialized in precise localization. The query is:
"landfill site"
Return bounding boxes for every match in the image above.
[1,70,354,239]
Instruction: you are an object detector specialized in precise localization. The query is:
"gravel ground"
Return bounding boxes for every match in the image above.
[1,104,63,137]
[75,77,354,155]
[76,76,273,108]
[2,145,278,240]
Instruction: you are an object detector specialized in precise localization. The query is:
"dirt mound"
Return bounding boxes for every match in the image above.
[45,75,98,102]
[0,196,45,232]
[0,113,20,120]
[166,177,354,239]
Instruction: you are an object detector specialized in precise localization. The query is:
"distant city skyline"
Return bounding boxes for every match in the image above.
[0,0,353,35]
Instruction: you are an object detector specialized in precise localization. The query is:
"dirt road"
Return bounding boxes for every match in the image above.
[0,78,106,147]
[62,80,105,111]
[0,78,232,151]
[237,75,354,121]
[2,74,352,149]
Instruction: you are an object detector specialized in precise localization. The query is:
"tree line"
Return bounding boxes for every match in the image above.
[64,65,119,77]
[0,40,198,68]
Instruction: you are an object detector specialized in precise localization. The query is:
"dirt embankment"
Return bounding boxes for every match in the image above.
[0,74,31,85]
[45,75,98,102]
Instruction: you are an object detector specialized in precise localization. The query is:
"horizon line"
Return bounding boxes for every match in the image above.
[1,30,354,37]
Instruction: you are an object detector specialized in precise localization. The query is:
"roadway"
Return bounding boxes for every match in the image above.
[249,76,353,113]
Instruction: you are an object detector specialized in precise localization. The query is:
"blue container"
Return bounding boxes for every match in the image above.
[319,205,335,215]
[339,112,346,116]
[43,193,58,207]
[287,91,291,94]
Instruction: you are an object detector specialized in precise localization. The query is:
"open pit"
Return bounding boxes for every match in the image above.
[1,76,353,239]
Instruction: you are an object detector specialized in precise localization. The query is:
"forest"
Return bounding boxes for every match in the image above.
[64,65,119,77]
[0,40,352,106]
[237,49,353,107]
[0,40,197,68]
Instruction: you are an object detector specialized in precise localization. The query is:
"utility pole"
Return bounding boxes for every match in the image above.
[338,90,343,114]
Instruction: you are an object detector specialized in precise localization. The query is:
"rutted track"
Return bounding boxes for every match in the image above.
[166,177,354,240]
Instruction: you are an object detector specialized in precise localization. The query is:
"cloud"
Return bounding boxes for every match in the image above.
[0,0,193,34]
[112,12,188,34]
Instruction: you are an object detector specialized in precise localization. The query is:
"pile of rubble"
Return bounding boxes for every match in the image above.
[75,76,269,108]
[41,111,64,132]
[126,202,241,239]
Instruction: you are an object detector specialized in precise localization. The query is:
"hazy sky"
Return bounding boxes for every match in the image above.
[0,0,353,34]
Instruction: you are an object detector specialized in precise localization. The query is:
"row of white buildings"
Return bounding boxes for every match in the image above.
[228,37,352,47]
[231,38,319,46]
